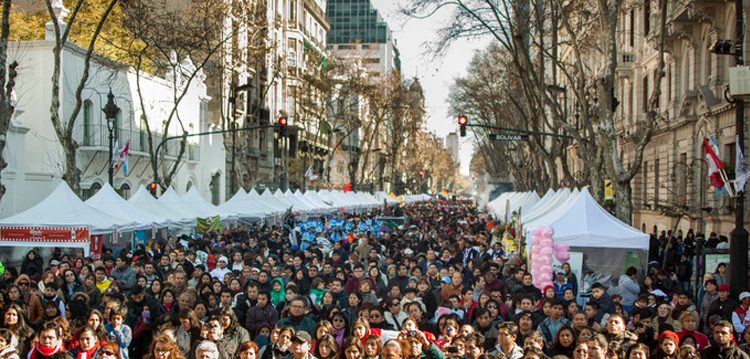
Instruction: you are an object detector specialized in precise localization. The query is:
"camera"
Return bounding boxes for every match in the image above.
[408,330,418,337]
[447,347,459,354]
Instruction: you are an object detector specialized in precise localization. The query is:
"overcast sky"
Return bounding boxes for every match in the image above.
[370,0,492,176]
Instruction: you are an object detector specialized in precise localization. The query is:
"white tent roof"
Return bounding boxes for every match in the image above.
[217,190,267,220]
[128,186,194,227]
[182,187,236,220]
[404,193,433,203]
[522,188,572,225]
[0,182,135,234]
[488,191,532,219]
[307,190,339,209]
[159,187,205,219]
[86,183,169,230]
[375,191,399,205]
[317,190,348,208]
[525,187,648,250]
[512,192,541,217]
[295,190,330,211]
[260,189,293,212]
[275,190,313,213]
[524,189,555,214]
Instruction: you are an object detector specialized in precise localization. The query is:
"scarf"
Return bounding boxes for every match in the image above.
[75,345,99,359]
[28,343,62,359]
[332,327,345,347]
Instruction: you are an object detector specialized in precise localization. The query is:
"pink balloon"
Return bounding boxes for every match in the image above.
[555,251,570,262]
[541,227,554,238]
[532,227,543,237]
[540,247,554,257]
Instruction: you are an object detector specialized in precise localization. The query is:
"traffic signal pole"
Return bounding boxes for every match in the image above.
[457,115,574,140]
[151,124,278,195]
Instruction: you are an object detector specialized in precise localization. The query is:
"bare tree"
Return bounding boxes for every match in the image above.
[45,0,119,194]
[118,0,245,190]
[0,0,20,203]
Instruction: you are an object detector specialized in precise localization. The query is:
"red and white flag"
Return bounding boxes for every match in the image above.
[704,137,725,189]
[113,142,130,176]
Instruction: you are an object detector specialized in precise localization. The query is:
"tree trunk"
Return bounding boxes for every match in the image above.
[615,180,633,224]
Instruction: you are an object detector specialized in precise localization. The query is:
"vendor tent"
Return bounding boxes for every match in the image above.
[260,189,293,213]
[159,187,205,219]
[129,186,195,227]
[526,187,649,281]
[217,190,267,220]
[0,182,134,237]
[375,191,400,205]
[86,183,169,230]
[521,188,572,225]
[182,187,236,220]
[275,189,313,213]
[297,190,331,211]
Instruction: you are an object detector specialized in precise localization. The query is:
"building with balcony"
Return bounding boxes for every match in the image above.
[560,1,750,235]
[0,13,225,218]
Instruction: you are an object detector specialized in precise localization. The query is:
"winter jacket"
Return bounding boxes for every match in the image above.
[62,282,85,302]
[245,304,279,334]
[0,347,19,359]
[109,267,136,293]
[105,323,132,359]
[618,275,640,306]
[702,344,750,359]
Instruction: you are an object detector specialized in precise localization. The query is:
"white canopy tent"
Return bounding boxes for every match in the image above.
[247,189,286,214]
[522,188,574,225]
[129,186,195,227]
[317,190,347,209]
[159,187,205,219]
[0,182,134,234]
[298,190,331,212]
[404,193,433,203]
[523,188,579,227]
[86,183,169,230]
[524,189,555,215]
[374,191,400,205]
[260,189,293,213]
[275,189,313,213]
[182,187,237,220]
[217,190,267,221]
[525,187,649,280]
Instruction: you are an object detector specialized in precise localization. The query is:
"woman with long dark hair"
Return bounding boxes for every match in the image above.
[2,304,33,355]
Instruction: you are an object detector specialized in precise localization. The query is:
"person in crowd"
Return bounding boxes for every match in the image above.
[701,320,750,359]
[68,327,101,359]
[146,335,185,359]
[488,322,522,358]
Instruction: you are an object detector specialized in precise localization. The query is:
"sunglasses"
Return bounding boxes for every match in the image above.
[18,282,28,287]
[103,350,116,356]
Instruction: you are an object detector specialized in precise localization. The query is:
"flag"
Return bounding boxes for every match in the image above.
[113,142,130,176]
[736,135,749,193]
[704,137,725,189]
[305,166,319,183]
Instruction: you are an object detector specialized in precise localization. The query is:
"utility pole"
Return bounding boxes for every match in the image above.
[730,0,749,298]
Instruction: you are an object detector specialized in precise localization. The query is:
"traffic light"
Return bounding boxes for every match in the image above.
[419,170,425,178]
[458,115,468,137]
[277,117,287,136]
[148,182,157,197]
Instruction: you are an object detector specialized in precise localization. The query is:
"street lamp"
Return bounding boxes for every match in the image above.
[102,90,120,186]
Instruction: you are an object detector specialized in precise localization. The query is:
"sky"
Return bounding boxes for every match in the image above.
[370,0,492,176]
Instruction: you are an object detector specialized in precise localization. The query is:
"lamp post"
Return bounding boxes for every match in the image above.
[730,0,749,298]
[102,90,120,186]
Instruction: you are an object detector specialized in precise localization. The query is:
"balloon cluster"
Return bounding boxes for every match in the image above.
[530,226,570,290]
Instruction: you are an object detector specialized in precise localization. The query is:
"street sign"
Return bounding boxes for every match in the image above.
[489,133,529,141]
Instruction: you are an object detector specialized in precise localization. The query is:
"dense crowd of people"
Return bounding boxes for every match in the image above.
[0,200,748,359]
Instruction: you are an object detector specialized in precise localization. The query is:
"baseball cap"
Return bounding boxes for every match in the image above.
[739,291,750,301]
[50,260,61,266]
[404,248,414,255]
[441,276,451,284]
[218,256,228,264]
[555,269,565,275]
[718,284,730,292]
[292,331,312,343]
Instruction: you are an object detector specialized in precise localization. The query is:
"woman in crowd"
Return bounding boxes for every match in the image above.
[146,335,185,359]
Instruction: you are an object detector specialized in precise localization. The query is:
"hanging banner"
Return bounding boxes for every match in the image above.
[0,226,90,255]
[197,216,221,234]
[133,231,147,251]
[90,235,103,260]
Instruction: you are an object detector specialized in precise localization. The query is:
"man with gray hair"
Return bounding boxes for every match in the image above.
[383,339,403,359]
[195,340,220,359]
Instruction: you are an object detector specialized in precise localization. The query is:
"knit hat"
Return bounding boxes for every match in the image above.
[658,330,680,344]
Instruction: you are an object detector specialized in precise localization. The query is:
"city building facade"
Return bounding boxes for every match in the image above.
[1,11,225,217]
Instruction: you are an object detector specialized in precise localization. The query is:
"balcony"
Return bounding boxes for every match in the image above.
[78,124,198,159]
[617,52,635,75]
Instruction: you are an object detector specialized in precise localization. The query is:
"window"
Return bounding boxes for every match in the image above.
[365,58,380,64]
[644,1,650,35]
[82,182,102,201]
[643,161,648,207]
[629,9,634,46]
[678,153,687,206]
[83,100,93,146]
[119,183,131,200]
[642,75,649,113]
[654,159,660,205]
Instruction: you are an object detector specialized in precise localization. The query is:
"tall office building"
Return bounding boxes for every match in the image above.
[445,132,460,165]
[326,0,400,76]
